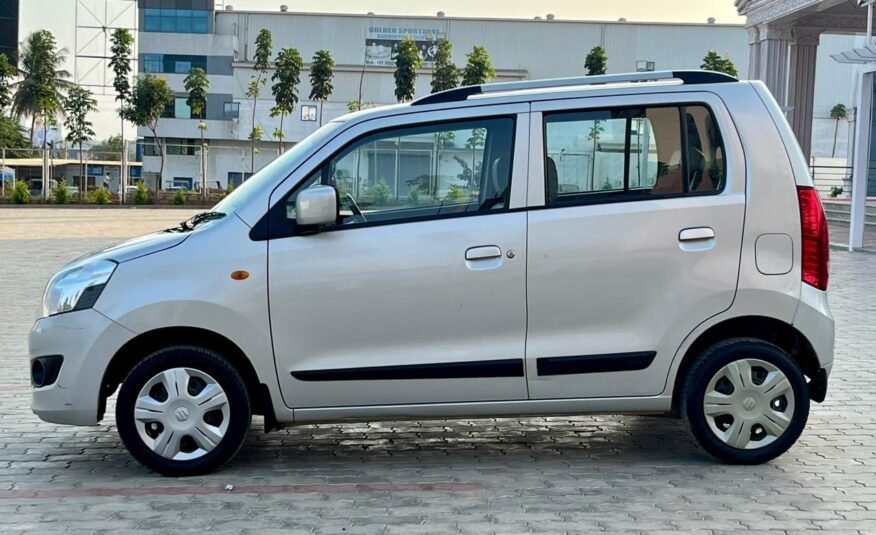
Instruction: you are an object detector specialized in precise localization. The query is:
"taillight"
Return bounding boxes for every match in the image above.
[797,186,829,291]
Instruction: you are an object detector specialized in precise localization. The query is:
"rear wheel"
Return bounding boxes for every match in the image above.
[682,338,809,464]
[116,346,251,476]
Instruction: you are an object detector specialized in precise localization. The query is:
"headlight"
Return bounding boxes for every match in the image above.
[41,260,117,317]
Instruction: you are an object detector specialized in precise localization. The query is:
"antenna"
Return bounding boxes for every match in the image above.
[74,0,138,95]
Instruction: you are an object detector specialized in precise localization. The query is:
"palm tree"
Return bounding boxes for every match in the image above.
[12,30,71,144]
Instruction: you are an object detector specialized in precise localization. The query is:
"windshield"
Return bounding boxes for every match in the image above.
[213,120,345,216]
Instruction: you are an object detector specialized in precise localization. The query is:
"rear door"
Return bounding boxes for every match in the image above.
[525,92,745,399]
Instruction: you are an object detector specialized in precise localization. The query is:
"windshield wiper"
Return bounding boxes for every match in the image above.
[174,211,226,232]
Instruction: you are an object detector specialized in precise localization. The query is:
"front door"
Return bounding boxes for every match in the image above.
[268,109,530,408]
[525,93,746,400]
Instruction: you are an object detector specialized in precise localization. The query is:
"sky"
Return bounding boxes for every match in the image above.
[19,0,744,140]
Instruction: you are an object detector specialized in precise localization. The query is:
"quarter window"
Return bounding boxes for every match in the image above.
[284,117,516,229]
[544,104,725,205]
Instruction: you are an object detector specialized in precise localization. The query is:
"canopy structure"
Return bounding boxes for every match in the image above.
[738,0,876,250]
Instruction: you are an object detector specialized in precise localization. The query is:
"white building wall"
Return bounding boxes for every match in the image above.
[142,9,860,188]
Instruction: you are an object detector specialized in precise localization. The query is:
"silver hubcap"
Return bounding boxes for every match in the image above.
[134,367,230,461]
[703,358,796,450]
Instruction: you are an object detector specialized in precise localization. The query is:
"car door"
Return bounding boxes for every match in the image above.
[525,92,746,400]
[267,105,531,409]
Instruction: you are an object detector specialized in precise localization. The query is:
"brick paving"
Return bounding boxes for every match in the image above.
[0,208,874,534]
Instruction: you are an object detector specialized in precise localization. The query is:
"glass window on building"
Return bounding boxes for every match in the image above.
[143,54,163,73]
[174,98,191,119]
[143,8,211,34]
[144,9,161,32]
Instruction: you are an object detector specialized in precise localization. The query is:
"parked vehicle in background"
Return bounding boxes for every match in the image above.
[30,71,833,475]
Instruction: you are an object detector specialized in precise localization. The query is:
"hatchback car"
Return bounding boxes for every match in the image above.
[30,70,833,475]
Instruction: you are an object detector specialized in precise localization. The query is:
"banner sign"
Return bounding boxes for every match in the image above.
[365,25,447,67]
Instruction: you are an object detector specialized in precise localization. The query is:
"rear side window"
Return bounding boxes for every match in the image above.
[544,104,725,206]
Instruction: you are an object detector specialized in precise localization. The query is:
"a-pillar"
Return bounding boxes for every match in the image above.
[788,27,822,161]
[757,24,793,109]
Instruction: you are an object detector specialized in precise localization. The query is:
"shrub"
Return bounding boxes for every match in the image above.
[133,182,149,205]
[52,181,71,204]
[224,182,234,196]
[12,180,30,204]
[830,186,843,198]
[368,181,391,206]
[173,188,187,205]
[91,186,111,205]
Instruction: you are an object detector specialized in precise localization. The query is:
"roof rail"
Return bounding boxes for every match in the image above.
[412,70,737,106]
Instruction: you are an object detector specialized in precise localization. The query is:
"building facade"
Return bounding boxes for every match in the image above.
[736,0,874,250]
[137,2,861,190]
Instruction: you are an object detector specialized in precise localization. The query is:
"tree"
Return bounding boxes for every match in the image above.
[12,30,71,145]
[63,86,97,201]
[0,117,29,154]
[247,29,272,175]
[271,47,302,153]
[830,103,848,158]
[109,28,134,202]
[91,135,123,160]
[585,46,607,75]
[461,46,495,87]
[431,40,458,93]
[309,50,335,126]
[124,74,173,194]
[700,50,738,78]
[394,36,423,103]
[0,53,15,112]
[185,67,210,198]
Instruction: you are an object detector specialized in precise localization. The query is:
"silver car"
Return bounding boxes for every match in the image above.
[30,70,834,475]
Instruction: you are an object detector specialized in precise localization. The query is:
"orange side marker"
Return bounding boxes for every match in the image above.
[230,270,250,281]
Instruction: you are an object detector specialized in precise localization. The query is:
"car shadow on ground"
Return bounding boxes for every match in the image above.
[225,414,713,470]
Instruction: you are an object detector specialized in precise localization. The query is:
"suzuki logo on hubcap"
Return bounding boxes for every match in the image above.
[174,407,190,421]
[742,397,757,411]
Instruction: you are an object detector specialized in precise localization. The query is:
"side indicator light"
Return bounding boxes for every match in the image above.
[230,270,250,281]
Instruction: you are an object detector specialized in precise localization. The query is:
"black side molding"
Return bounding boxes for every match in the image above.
[537,351,656,376]
[291,358,524,381]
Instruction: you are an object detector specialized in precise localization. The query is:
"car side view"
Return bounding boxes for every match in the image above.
[30,70,833,476]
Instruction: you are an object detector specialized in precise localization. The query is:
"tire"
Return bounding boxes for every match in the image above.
[682,338,809,464]
[116,346,252,476]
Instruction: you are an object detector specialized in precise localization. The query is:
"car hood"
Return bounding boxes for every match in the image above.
[69,230,190,267]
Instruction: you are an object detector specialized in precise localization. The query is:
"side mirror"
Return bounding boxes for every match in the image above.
[295,185,338,226]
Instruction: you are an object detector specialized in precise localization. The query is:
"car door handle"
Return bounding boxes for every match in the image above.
[679,227,715,242]
[465,245,502,261]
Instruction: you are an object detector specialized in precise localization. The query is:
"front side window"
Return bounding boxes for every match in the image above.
[544,104,725,205]
[283,117,516,229]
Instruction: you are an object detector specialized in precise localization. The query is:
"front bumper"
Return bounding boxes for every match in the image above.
[29,309,135,426]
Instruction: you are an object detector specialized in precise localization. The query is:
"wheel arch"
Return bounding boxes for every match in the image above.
[101,326,277,430]
[670,315,823,413]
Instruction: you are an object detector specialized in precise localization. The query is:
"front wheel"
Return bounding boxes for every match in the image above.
[116,346,252,476]
[682,338,809,464]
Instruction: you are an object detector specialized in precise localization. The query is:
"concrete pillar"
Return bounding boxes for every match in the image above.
[746,26,761,80]
[787,27,822,161]
[757,24,792,109]
[850,71,873,251]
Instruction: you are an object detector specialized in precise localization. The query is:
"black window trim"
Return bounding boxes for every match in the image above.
[250,114,518,241]
[541,101,726,209]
